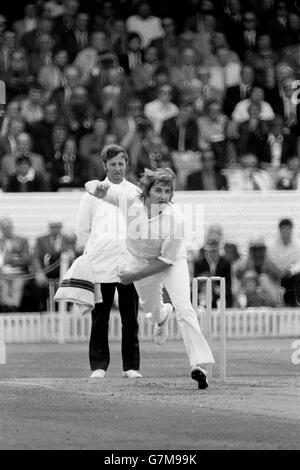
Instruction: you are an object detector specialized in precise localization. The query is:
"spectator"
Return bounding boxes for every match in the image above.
[193,234,233,308]
[169,46,199,93]
[57,11,89,62]
[223,0,243,53]
[234,237,283,307]
[0,49,34,102]
[20,83,44,125]
[110,18,128,57]
[28,32,55,77]
[131,44,161,102]
[245,34,279,90]
[186,148,228,190]
[33,219,77,311]
[118,32,143,75]
[51,64,80,111]
[161,100,199,152]
[268,218,300,306]
[197,100,229,167]
[13,4,38,43]
[208,45,241,96]
[79,114,108,181]
[277,155,300,189]
[227,153,274,190]
[0,100,21,137]
[74,30,111,85]
[6,154,47,192]
[235,11,261,60]
[38,48,70,97]
[64,86,95,141]
[1,132,46,190]
[267,1,292,50]
[0,31,17,73]
[236,270,273,308]
[0,116,25,160]
[260,115,298,168]
[268,78,300,135]
[224,65,255,117]
[0,15,7,37]
[144,84,179,134]
[20,16,55,55]
[126,1,165,50]
[49,137,86,190]
[0,216,31,312]
[29,101,59,158]
[232,86,275,124]
[150,17,180,67]
[135,132,176,179]
[43,119,68,170]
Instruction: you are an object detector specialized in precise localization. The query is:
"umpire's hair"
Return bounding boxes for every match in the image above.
[278,218,293,229]
[139,168,176,201]
[101,144,128,163]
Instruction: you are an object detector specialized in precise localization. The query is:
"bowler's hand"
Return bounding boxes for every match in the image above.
[118,270,136,285]
[85,180,109,199]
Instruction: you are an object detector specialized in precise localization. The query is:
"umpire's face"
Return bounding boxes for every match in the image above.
[104,154,127,184]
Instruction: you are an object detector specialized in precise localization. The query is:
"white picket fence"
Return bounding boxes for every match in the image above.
[0,308,300,344]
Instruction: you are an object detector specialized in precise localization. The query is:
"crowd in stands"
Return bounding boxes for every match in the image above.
[1,0,300,191]
[1,213,300,312]
[1,0,300,312]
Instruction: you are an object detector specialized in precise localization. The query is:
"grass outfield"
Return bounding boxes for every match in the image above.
[0,339,299,450]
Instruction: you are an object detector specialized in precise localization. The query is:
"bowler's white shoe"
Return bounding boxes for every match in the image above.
[153,303,173,345]
[122,370,143,378]
[90,369,106,378]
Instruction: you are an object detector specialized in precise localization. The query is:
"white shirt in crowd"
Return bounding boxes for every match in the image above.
[126,15,165,49]
[144,100,179,133]
[232,99,275,123]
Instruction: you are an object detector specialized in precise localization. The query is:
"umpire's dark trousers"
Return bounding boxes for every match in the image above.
[89,282,140,372]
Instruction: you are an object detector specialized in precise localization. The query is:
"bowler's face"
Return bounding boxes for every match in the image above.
[146,182,172,216]
[105,154,127,184]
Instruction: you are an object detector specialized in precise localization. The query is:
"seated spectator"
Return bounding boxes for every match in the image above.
[0,216,31,312]
[110,18,128,57]
[64,86,95,141]
[197,100,228,167]
[268,218,300,306]
[287,13,300,46]
[193,234,233,308]
[125,1,164,50]
[1,132,46,191]
[0,31,17,73]
[208,45,241,96]
[267,0,293,50]
[6,154,48,192]
[33,219,78,311]
[0,49,34,102]
[12,4,38,43]
[131,44,162,102]
[234,237,283,307]
[268,78,300,136]
[0,116,25,160]
[161,100,199,152]
[79,114,108,181]
[169,46,199,93]
[232,87,275,124]
[227,153,274,191]
[20,83,44,125]
[49,137,86,191]
[56,11,89,62]
[150,17,180,67]
[186,149,228,191]
[245,34,279,90]
[38,48,70,97]
[0,100,22,137]
[29,101,59,158]
[196,66,223,106]
[234,11,261,60]
[20,16,55,55]
[27,32,55,77]
[134,132,176,179]
[277,155,300,189]
[51,64,80,111]
[260,115,298,168]
[43,119,68,171]
[144,84,179,134]
[118,32,143,75]
[74,30,112,85]
[89,65,132,118]
[224,65,255,117]
[236,270,275,308]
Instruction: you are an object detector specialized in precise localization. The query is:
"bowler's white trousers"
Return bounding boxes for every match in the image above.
[130,255,215,367]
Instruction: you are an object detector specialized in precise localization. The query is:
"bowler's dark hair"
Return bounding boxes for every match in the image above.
[139,168,175,201]
[279,218,293,229]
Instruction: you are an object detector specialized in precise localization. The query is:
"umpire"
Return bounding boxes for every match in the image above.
[77,145,141,378]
